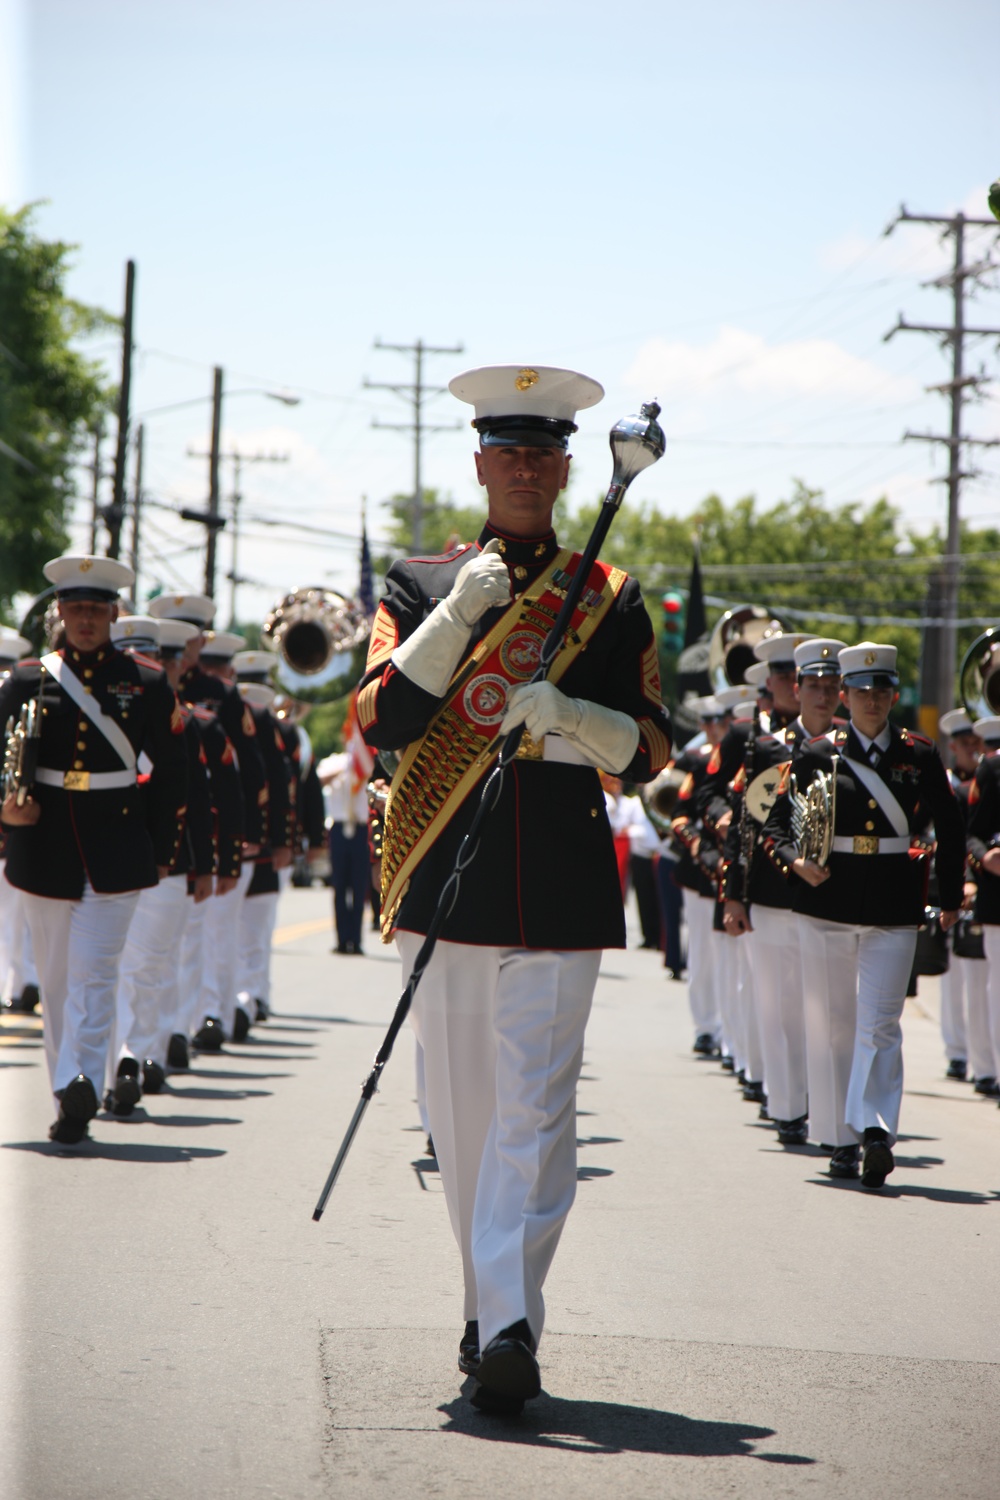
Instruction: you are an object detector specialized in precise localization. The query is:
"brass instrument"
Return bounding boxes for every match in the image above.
[262,587,371,687]
[791,755,838,867]
[641,766,686,834]
[708,604,787,689]
[3,697,41,807]
[959,627,1000,722]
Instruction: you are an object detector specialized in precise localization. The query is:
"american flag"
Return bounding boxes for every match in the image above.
[343,688,374,794]
[358,502,375,619]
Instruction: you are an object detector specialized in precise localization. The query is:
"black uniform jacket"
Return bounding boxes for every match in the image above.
[762,721,965,927]
[246,705,294,898]
[669,742,719,898]
[179,665,268,846]
[357,522,672,948]
[173,708,215,880]
[189,705,245,881]
[966,752,1000,924]
[720,717,823,911]
[0,646,188,898]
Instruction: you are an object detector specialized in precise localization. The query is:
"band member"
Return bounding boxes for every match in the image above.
[722,638,846,1143]
[763,643,964,1188]
[966,715,1000,1096]
[358,365,671,1412]
[0,627,39,1015]
[937,709,989,1085]
[0,556,187,1144]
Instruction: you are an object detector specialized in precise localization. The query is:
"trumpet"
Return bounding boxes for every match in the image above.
[262,587,371,686]
[641,766,686,835]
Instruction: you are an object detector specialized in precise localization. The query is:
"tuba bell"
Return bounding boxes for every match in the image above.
[959,627,1000,723]
[641,766,686,835]
[262,587,371,687]
[708,605,787,690]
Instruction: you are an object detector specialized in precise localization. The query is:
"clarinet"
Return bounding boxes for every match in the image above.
[736,705,758,905]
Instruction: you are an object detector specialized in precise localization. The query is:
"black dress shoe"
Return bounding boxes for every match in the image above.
[232,1006,251,1043]
[945,1058,968,1081]
[4,982,40,1013]
[192,1017,224,1052]
[425,1135,436,1159]
[692,1032,716,1055]
[458,1320,480,1375]
[254,997,270,1023]
[474,1319,540,1405]
[142,1059,166,1094]
[776,1115,809,1146]
[861,1128,894,1190]
[110,1057,141,1116]
[742,1079,766,1104]
[720,1055,735,1072]
[167,1033,190,1069]
[50,1074,99,1143]
[973,1076,1000,1096]
[829,1145,860,1179]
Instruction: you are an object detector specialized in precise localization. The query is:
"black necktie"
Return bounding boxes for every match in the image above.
[869,745,881,767]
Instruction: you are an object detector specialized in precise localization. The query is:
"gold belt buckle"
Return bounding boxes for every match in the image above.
[63,769,90,792]
[853,834,878,855]
[514,731,545,762]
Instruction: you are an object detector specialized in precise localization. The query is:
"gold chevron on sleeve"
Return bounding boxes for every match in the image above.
[357,679,379,731]
[366,603,399,673]
[638,716,671,774]
[640,637,662,706]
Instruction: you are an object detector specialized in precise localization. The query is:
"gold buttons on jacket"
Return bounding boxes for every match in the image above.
[590,807,598,817]
[76,741,86,751]
[868,799,877,810]
[865,820,875,831]
[73,759,84,770]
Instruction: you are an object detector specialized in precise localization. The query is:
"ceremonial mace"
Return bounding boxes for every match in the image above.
[312,400,666,1221]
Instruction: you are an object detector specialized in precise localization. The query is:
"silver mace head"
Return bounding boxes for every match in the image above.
[607,400,665,506]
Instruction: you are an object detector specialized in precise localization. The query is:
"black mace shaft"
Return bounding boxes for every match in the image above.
[313,402,665,1222]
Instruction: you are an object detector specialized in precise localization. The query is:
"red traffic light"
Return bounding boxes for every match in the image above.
[661,592,684,615]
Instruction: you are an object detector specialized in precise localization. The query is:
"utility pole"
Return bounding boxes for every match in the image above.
[883,207,1000,728]
[108,259,136,560]
[129,423,144,601]
[88,419,105,552]
[364,336,464,552]
[187,444,289,623]
[203,365,224,597]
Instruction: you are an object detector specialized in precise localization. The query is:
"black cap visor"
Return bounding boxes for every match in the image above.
[56,586,118,603]
[474,414,576,449]
[842,670,899,690]
[798,662,843,680]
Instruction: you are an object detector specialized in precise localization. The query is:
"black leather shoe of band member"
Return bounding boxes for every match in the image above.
[111,1057,142,1116]
[776,1116,809,1146]
[742,1080,766,1105]
[192,1017,225,1052]
[860,1128,894,1190]
[720,1055,735,1072]
[142,1059,166,1094]
[3,982,41,1014]
[973,1076,1000,1096]
[254,997,270,1023]
[50,1074,99,1144]
[945,1058,967,1081]
[458,1320,480,1376]
[692,1033,716,1055]
[167,1033,190,1070]
[231,1006,251,1043]
[828,1145,860,1179]
[474,1320,541,1405]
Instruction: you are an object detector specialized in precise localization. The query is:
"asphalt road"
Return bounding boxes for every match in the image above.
[2,885,998,1500]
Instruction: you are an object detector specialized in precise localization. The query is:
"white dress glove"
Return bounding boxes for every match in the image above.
[391,538,511,697]
[500,681,639,773]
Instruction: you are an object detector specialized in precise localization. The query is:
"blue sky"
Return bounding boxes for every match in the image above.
[3,0,999,620]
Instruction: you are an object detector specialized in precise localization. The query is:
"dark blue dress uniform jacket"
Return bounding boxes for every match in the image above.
[762,721,965,927]
[0,646,188,898]
[179,665,268,847]
[966,751,1000,925]
[357,523,672,949]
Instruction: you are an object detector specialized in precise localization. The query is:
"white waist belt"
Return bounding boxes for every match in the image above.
[36,767,137,791]
[831,834,910,856]
[542,736,590,766]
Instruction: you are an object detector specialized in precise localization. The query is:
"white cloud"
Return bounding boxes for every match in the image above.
[820,185,1000,278]
[623,326,918,406]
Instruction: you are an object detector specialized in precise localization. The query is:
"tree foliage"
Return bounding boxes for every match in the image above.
[0,205,116,614]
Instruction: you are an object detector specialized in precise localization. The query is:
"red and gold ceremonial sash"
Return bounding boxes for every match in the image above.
[380,547,627,937]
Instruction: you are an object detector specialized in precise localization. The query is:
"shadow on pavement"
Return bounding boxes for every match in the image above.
[577,1165,613,1180]
[165,1085,273,1101]
[4,1140,227,1162]
[273,1012,385,1026]
[187,1068,292,1081]
[808,1177,999,1205]
[439,1389,810,1461]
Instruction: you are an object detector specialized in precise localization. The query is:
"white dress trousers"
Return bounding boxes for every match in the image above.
[236,887,280,1008]
[799,914,917,1146]
[22,882,139,1104]
[197,861,255,1033]
[713,923,737,1065]
[941,953,991,1078]
[0,865,38,1000]
[748,904,807,1122]
[177,893,208,1039]
[113,874,189,1077]
[397,932,600,1350]
[733,936,764,1085]
[684,893,720,1041]
[979,928,1000,1080]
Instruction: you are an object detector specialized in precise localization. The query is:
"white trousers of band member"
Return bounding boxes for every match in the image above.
[799,915,917,1147]
[732,937,764,1084]
[979,928,1000,1079]
[22,884,140,1106]
[397,932,600,1350]
[748,905,807,1122]
[684,895,720,1041]
[177,895,208,1039]
[0,866,38,1000]
[113,875,189,1079]
[714,925,738,1063]
[941,953,991,1076]
[198,862,255,1033]
[237,890,280,1009]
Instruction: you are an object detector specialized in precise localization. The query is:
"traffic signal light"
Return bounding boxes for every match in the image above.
[661,589,686,653]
